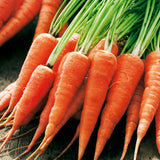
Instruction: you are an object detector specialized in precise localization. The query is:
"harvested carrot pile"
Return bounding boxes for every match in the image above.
[0,0,160,160]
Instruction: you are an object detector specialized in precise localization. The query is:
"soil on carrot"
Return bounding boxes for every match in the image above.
[0,18,160,160]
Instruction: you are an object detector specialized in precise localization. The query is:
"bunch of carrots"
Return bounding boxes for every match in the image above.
[0,0,160,160]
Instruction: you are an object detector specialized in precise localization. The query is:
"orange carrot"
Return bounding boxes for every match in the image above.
[27,52,90,160]
[0,0,15,28]
[0,64,55,151]
[33,0,62,40]
[94,54,144,160]
[14,33,80,159]
[0,82,15,112]
[88,39,121,60]
[11,0,24,16]
[0,33,58,121]
[120,75,144,160]
[155,103,160,154]
[78,50,117,160]
[0,0,42,46]
[52,33,80,73]
[134,51,160,160]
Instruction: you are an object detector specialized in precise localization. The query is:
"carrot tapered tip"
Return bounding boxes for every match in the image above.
[133,137,142,160]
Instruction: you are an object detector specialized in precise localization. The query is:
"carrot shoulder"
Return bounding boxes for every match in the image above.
[33,0,62,40]
[78,50,117,160]
[94,54,144,160]
[0,0,42,46]
[134,51,160,160]
[0,33,58,121]
[88,39,121,60]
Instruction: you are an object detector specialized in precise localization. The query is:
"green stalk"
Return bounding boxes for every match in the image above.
[80,0,124,54]
[49,0,86,36]
[46,0,100,67]
[116,13,143,41]
[131,0,159,57]
[104,0,134,52]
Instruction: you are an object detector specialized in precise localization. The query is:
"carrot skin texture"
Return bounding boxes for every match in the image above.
[11,0,24,16]
[120,76,144,160]
[52,33,80,73]
[33,0,62,40]
[0,0,42,46]
[88,39,121,60]
[0,33,58,121]
[40,52,90,152]
[94,54,144,160]
[0,0,15,28]
[134,51,160,159]
[0,65,55,151]
[78,50,117,160]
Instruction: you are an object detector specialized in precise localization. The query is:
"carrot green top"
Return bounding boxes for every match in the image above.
[123,0,160,58]
[49,0,86,36]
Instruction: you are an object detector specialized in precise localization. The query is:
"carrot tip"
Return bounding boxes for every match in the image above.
[133,137,142,160]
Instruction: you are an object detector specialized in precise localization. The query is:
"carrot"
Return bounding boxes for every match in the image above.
[132,0,160,158]
[78,50,117,160]
[0,33,58,121]
[0,64,55,151]
[0,0,42,46]
[52,33,80,73]
[33,0,62,40]
[88,39,121,59]
[134,51,160,160]
[0,82,15,112]
[15,33,80,159]
[94,54,144,160]
[42,52,90,148]
[155,103,160,154]
[0,82,16,111]
[0,0,15,28]
[120,75,144,160]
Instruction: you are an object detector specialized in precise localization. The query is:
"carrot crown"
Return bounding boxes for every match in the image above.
[128,0,160,57]
[104,0,134,52]
[46,0,100,67]
[75,0,131,55]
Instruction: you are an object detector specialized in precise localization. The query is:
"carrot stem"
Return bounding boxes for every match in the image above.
[49,0,85,36]
[132,0,160,57]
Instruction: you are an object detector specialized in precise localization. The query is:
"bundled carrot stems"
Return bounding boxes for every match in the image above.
[0,0,160,160]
